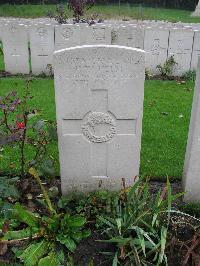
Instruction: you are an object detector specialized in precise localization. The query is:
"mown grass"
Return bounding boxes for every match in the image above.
[0,4,200,23]
[0,77,194,179]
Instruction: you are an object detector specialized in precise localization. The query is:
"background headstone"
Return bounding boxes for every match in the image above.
[115,25,144,49]
[183,57,200,202]
[54,45,145,193]
[80,25,111,45]
[2,23,30,74]
[144,27,169,74]
[55,24,80,50]
[30,24,54,75]
[168,28,194,76]
[191,30,200,70]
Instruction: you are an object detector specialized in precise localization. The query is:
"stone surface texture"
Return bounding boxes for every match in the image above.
[30,24,54,75]
[53,45,145,193]
[183,58,200,202]
[168,28,194,76]
[80,25,112,45]
[55,24,80,50]
[2,23,30,74]
[114,25,144,49]
[144,27,169,74]
[191,30,200,70]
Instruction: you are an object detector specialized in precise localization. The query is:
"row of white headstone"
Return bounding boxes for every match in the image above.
[53,44,200,203]
[1,21,200,76]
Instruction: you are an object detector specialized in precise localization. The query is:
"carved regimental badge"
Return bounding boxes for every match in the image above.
[9,25,17,34]
[61,28,73,40]
[36,27,48,37]
[82,112,117,143]
[93,28,106,41]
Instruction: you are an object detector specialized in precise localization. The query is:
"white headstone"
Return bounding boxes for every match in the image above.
[183,58,200,202]
[80,25,111,45]
[168,29,194,76]
[144,27,169,74]
[2,23,30,74]
[191,31,200,70]
[55,24,80,50]
[115,25,144,49]
[30,24,54,75]
[54,45,145,193]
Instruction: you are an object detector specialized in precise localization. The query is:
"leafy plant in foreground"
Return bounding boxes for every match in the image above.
[98,178,183,265]
[58,190,118,225]
[182,70,196,82]
[157,56,177,79]
[0,80,57,178]
[145,68,153,80]
[0,168,90,265]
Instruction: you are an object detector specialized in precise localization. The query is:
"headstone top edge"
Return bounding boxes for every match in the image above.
[54,44,145,56]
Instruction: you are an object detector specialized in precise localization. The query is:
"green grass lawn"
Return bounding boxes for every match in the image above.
[0,4,200,23]
[0,77,194,179]
[0,54,4,71]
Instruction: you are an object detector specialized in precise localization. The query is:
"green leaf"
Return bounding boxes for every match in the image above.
[167,177,172,224]
[81,230,91,239]
[38,254,57,266]
[0,177,20,199]
[57,249,65,264]
[158,227,167,264]
[3,227,38,240]
[116,218,122,235]
[11,246,24,257]
[67,215,86,227]
[99,237,131,246]
[70,229,90,242]
[71,232,83,242]
[131,243,141,266]
[134,227,146,257]
[47,125,57,141]
[14,203,39,228]
[19,240,48,266]
[40,159,55,177]
[112,252,118,266]
[61,238,76,252]
[97,216,115,229]
[33,120,45,132]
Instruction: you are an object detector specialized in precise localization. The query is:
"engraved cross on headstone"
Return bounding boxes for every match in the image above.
[62,89,136,178]
[177,39,190,55]
[11,49,21,69]
[151,38,166,55]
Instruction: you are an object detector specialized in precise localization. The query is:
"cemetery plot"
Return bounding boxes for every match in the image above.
[1,20,200,75]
